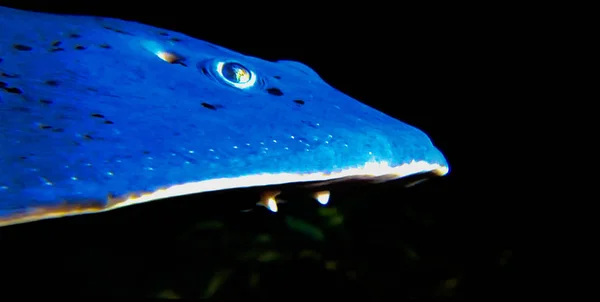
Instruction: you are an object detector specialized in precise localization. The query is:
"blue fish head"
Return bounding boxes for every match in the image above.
[0,6,448,226]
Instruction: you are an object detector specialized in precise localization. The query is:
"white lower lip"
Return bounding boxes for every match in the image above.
[0,159,448,227]
[110,159,448,210]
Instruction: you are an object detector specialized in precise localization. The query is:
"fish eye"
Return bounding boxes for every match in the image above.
[216,61,257,89]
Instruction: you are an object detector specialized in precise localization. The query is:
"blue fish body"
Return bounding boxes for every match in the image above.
[0,6,448,227]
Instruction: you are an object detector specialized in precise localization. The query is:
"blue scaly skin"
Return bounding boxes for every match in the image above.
[0,6,448,227]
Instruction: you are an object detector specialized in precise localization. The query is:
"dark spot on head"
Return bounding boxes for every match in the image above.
[115,29,132,35]
[13,44,32,51]
[52,128,65,133]
[103,26,132,35]
[39,124,53,130]
[51,41,62,46]
[104,120,114,124]
[2,72,19,78]
[45,80,60,86]
[69,33,81,38]
[11,106,30,113]
[273,75,281,79]
[40,99,53,104]
[159,32,169,36]
[83,134,93,140]
[0,81,6,88]
[293,99,305,105]
[201,102,217,110]
[91,113,105,118]
[3,87,22,94]
[301,120,319,128]
[267,88,284,96]
[50,47,65,52]
[143,150,151,155]
[170,37,181,42]
[99,43,111,49]
[74,45,85,50]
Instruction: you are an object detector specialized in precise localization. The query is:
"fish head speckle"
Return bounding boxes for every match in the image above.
[0,6,448,226]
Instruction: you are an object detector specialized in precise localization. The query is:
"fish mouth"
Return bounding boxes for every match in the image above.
[108,159,448,211]
[0,159,448,228]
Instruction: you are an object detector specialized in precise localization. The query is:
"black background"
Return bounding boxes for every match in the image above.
[0,2,520,299]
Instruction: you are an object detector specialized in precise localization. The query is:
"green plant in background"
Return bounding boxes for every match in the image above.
[148,184,468,300]
[155,199,360,299]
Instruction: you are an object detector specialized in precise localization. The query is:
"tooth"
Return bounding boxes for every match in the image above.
[265,198,278,212]
[313,190,330,205]
[257,191,281,212]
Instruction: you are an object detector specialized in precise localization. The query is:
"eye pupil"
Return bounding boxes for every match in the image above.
[214,61,257,89]
[222,62,251,84]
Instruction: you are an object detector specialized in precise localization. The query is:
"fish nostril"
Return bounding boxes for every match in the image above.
[266,87,284,96]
